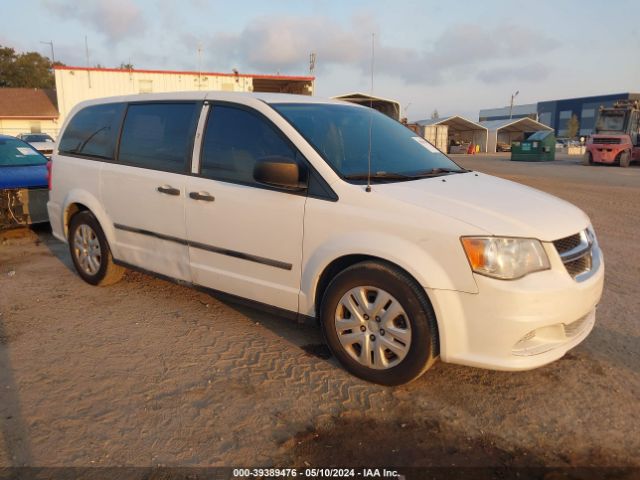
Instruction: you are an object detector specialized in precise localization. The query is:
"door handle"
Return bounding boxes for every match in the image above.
[157,185,181,196]
[189,191,215,202]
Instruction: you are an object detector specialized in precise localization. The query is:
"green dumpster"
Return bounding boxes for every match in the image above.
[511,131,556,161]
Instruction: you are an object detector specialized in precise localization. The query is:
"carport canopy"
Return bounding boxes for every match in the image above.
[481,118,553,153]
[332,92,401,120]
[417,115,488,152]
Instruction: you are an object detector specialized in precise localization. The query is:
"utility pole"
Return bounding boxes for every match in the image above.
[40,41,55,64]
[309,52,316,75]
[509,90,519,119]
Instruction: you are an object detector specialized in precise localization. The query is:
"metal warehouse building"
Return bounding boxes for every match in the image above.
[54,66,315,126]
[479,93,640,137]
[479,103,538,123]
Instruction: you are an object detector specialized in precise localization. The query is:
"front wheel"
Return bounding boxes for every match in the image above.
[619,150,630,168]
[68,211,125,286]
[320,261,438,385]
[582,152,593,166]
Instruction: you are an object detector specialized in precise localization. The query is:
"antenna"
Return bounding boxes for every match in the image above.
[40,40,55,64]
[366,33,375,193]
[197,44,203,90]
[85,36,91,88]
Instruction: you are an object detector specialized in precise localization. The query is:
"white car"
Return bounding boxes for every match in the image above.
[17,133,56,158]
[47,92,604,385]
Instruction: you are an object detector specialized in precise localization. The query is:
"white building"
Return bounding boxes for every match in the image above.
[54,66,315,126]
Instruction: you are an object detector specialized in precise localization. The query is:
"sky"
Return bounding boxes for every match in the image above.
[2,0,639,121]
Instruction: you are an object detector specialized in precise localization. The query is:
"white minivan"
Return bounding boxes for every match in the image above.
[48,92,604,385]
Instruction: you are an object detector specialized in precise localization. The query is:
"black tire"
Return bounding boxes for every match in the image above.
[68,211,124,286]
[319,260,439,386]
[582,152,593,166]
[619,150,630,168]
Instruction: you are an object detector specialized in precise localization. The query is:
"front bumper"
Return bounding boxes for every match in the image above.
[427,242,604,371]
[589,145,627,163]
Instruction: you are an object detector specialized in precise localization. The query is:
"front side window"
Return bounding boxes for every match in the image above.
[0,137,47,167]
[118,102,199,173]
[200,105,298,185]
[272,103,464,182]
[59,103,125,159]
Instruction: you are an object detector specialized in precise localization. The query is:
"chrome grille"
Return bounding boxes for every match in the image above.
[553,233,581,254]
[553,230,593,280]
[565,255,592,277]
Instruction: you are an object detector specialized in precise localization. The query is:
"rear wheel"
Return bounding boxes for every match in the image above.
[320,261,438,385]
[582,152,593,166]
[68,211,124,286]
[619,150,630,168]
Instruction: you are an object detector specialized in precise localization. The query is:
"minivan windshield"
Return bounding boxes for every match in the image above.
[272,103,465,182]
[0,137,47,167]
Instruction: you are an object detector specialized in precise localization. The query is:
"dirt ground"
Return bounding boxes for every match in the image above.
[0,154,639,472]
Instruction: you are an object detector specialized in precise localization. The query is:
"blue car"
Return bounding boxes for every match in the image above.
[0,134,50,228]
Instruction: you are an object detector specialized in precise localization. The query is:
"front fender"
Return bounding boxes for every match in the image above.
[299,231,478,318]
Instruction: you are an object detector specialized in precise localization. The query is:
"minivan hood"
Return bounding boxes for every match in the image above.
[373,172,589,241]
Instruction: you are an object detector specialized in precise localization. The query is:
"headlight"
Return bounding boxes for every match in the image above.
[461,236,550,280]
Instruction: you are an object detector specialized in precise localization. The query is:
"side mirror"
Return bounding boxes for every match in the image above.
[253,156,305,190]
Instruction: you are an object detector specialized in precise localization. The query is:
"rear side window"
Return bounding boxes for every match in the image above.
[200,105,297,184]
[118,102,199,173]
[59,103,125,159]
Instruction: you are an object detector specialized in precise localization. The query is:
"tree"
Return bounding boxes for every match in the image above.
[431,109,440,120]
[567,114,580,139]
[0,45,63,89]
[119,62,134,70]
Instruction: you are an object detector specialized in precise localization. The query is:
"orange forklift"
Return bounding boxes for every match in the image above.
[584,100,640,167]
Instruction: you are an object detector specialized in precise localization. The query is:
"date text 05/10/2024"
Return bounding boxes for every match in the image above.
[232,468,402,478]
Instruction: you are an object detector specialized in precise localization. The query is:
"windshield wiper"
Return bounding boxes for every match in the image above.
[344,168,468,182]
[411,167,467,177]
[344,172,416,181]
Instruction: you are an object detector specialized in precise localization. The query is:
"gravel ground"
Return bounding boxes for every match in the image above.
[0,154,638,471]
